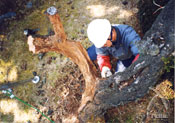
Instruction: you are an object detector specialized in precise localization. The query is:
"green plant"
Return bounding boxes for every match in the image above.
[126,116,133,123]
[108,117,120,123]
[161,56,175,72]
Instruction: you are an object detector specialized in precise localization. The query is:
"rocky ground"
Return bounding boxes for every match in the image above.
[0,0,174,123]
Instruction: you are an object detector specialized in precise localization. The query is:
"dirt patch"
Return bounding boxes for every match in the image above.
[39,62,85,122]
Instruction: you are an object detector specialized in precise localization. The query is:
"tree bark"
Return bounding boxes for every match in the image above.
[27,0,174,122]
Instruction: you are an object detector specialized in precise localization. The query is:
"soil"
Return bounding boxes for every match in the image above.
[39,62,85,122]
[0,0,173,123]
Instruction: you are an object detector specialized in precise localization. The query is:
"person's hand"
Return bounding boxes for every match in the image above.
[101,66,112,78]
[27,36,35,53]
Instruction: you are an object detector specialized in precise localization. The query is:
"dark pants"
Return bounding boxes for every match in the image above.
[87,45,135,72]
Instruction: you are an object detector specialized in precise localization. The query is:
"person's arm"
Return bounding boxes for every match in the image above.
[96,47,112,78]
[97,55,112,78]
[97,55,111,71]
[132,54,139,63]
[130,41,140,63]
[122,25,140,63]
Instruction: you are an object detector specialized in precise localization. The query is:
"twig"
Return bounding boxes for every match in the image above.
[153,0,163,8]
[0,78,33,91]
[149,87,169,110]
[145,87,170,122]
[147,94,158,115]
[153,0,165,14]
[153,8,163,15]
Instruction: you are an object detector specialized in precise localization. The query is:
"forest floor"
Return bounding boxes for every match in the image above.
[0,0,174,123]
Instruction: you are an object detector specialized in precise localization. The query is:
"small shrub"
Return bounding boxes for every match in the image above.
[161,56,175,72]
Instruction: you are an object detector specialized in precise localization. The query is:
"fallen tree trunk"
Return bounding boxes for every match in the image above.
[27,0,174,122]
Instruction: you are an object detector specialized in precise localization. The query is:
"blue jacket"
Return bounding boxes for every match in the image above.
[96,24,141,60]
